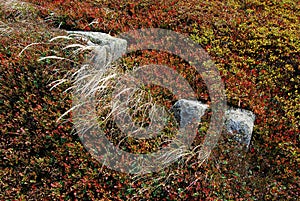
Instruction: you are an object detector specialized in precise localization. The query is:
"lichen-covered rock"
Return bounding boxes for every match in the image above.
[171,99,209,128]
[67,31,127,69]
[224,107,256,149]
[171,99,256,150]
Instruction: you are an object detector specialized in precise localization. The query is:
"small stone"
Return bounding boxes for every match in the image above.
[67,31,127,69]
[171,99,209,128]
[171,99,256,151]
[224,107,255,149]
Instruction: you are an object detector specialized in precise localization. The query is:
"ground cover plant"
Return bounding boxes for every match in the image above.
[1,0,299,200]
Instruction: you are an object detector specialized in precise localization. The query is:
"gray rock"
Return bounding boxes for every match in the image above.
[171,99,209,128]
[224,107,255,149]
[171,99,256,150]
[67,31,127,69]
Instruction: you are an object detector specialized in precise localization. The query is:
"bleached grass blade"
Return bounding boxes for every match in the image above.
[18,42,43,57]
[38,55,71,62]
[62,44,86,50]
[49,78,68,90]
[56,102,87,122]
[49,35,73,42]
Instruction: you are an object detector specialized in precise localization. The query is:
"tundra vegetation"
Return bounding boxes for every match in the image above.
[1,0,299,200]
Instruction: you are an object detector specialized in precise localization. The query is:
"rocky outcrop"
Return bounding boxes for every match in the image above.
[69,31,256,150]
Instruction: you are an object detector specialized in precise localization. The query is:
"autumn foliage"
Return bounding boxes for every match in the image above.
[1,0,299,200]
